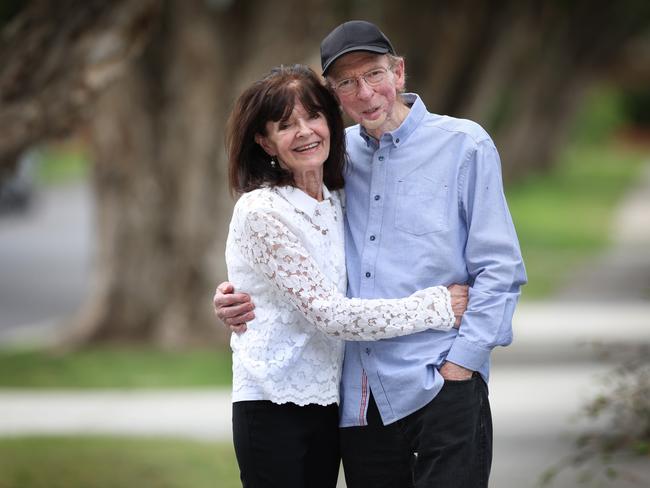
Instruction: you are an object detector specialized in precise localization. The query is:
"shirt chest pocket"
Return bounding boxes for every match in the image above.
[394,178,449,235]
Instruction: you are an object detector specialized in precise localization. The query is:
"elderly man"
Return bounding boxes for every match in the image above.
[215,20,526,488]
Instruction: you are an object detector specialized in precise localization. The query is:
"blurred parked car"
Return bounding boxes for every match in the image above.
[0,155,36,214]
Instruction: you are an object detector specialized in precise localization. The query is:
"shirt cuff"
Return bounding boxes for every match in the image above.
[445,336,491,372]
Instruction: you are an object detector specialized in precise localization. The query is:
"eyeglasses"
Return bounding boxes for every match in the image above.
[332,67,389,96]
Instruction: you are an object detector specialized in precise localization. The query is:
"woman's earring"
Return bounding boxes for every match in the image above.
[270,157,277,168]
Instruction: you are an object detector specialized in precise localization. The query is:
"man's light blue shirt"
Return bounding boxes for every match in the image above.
[340,93,527,427]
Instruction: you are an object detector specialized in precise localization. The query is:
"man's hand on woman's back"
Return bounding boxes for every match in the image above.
[213,282,255,333]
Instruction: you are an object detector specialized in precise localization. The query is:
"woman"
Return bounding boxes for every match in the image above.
[225,64,465,488]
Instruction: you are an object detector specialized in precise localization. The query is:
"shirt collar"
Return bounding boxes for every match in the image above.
[276,184,331,218]
[358,93,425,148]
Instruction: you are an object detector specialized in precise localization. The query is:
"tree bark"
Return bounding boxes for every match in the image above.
[380,0,650,180]
[69,0,340,347]
[0,0,160,179]
[3,0,648,347]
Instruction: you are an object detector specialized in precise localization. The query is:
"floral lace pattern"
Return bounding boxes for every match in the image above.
[226,186,454,406]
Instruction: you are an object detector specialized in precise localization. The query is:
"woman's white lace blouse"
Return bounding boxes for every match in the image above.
[225,185,454,406]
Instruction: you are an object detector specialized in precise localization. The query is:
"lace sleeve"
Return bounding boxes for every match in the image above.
[237,208,455,340]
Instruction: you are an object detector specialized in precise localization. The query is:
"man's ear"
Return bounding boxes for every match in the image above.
[393,57,406,92]
[254,133,274,156]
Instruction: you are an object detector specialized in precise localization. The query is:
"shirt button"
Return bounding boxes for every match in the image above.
[378,156,384,161]
[365,348,371,355]
[369,235,376,241]
[374,195,380,201]
[395,138,400,143]
[365,272,371,278]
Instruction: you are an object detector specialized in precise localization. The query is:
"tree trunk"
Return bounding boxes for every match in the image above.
[380,0,650,180]
[0,0,160,179]
[69,0,340,347]
[3,0,648,347]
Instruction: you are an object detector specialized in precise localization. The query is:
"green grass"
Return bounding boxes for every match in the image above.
[569,85,629,144]
[0,347,232,389]
[506,142,647,298]
[0,436,240,488]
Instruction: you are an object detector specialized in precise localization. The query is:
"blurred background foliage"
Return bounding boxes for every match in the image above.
[1,0,649,347]
[1,2,649,486]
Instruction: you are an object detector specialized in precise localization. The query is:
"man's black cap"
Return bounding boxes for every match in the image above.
[320,20,395,75]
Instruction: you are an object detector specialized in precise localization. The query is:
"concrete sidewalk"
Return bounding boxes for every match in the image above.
[0,389,232,440]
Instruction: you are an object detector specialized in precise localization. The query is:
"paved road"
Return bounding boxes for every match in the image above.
[0,183,93,340]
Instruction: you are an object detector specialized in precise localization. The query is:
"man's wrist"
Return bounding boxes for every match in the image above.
[439,361,473,380]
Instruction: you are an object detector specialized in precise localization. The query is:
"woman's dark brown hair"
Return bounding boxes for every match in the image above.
[226,64,346,195]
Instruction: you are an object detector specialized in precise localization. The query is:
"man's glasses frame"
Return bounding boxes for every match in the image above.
[332,67,390,96]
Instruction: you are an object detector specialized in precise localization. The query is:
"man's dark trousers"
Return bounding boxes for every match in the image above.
[340,372,493,488]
